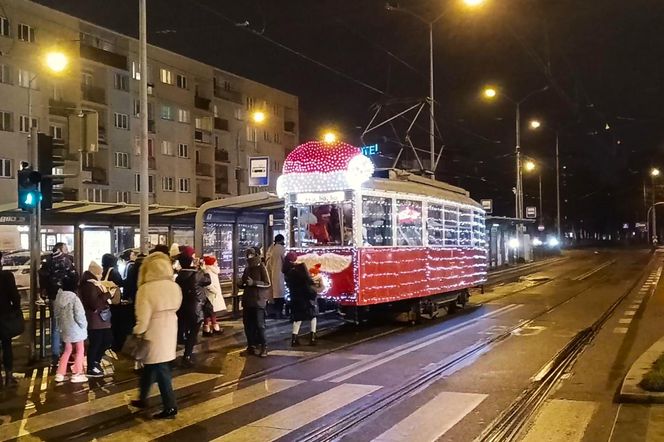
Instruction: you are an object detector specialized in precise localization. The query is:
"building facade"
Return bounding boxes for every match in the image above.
[0,0,299,211]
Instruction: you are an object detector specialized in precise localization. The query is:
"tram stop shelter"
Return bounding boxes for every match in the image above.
[486,216,538,268]
[194,192,285,316]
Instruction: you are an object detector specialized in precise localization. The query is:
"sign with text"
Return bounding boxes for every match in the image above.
[525,206,537,219]
[361,144,380,156]
[248,156,269,187]
[480,199,493,214]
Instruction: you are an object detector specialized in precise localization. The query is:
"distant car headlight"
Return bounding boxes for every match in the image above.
[547,237,560,248]
[532,238,543,246]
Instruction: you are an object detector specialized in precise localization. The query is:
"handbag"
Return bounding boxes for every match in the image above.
[126,334,149,361]
[101,270,122,305]
[0,308,25,339]
[98,308,112,322]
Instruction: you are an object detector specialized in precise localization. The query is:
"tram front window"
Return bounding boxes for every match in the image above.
[290,202,353,247]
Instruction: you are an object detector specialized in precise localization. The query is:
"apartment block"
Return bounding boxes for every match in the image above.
[0,0,299,209]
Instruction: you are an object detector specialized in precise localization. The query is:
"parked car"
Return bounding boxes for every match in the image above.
[1,250,49,289]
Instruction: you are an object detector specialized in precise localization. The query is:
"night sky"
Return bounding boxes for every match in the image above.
[35,0,664,235]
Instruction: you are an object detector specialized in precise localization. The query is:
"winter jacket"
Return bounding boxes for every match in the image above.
[203,265,226,313]
[101,254,124,288]
[38,253,78,300]
[134,253,182,364]
[240,256,271,309]
[53,289,87,343]
[266,243,286,300]
[285,263,319,321]
[79,271,112,330]
[175,268,211,323]
[0,270,21,312]
[122,259,140,302]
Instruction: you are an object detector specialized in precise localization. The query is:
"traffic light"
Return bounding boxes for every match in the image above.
[17,163,42,211]
[38,133,65,209]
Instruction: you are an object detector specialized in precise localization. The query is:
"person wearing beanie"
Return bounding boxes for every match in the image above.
[201,256,226,336]
[240,247,271,357]
[79,261,113,377]
[175,252,210,367]
[151,244,170,256]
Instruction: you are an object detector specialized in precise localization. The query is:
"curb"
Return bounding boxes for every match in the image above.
[619,336,664,403]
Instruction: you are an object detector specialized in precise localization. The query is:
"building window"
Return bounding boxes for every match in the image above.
[263,130,272,142]
[51,84,62,101]
[113,73,129,91]
[133,99,140,117]
[116,191,130,203]
[224,80,232,91]
[113,112,129,130]
[177,143,189,158]
[85,188,104,203]
[18,115,37,133]
[134,137,155,156]
[161,140,174,156]
[178,178,190,193]
[0,159,12,178]
[49,124,63,140]
[274,132,280,144]
[159,68,173,85]
[246,126,255,142]
[17,69,35,88]
[246,96,255,110]
[176,74,187,89]
[114,152,129,168]
[177,109,190,123]
[131,61,141,80]
[0,111,12,131]
[134,174,155,193]
[162,176,174,192]
[0,64,11,84]
[0,17,9,37]
[233,108,243,120]
[161,105,173,120]
[17,23,34,43]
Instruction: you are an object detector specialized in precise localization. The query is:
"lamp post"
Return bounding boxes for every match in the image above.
[651,167,660,244]
[138,0,149,254]
[523,159,543,226]
[387,0,486,177]
[235,111,267,194]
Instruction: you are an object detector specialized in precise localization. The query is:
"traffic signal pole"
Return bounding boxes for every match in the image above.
[28,125,40,363]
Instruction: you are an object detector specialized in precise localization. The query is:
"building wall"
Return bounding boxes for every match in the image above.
[0,0,299,210]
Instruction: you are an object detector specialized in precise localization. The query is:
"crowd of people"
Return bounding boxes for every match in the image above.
[0,234,322,420]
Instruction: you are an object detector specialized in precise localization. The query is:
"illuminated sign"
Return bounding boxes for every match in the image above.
[296,191,346,205]
[361,144,380,156]
[249,156,269,187]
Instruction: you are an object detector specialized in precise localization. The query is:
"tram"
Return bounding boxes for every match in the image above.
[276,140,487,321]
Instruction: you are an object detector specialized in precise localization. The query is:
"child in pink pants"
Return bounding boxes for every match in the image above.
[53,277,88,383]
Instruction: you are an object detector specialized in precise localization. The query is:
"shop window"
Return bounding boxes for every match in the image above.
[362,196,392,246]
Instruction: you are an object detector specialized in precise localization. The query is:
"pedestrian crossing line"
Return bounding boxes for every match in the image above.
[315,304,521,383]
[521,399,598,442]
[613,327,628,334]
[0,372,220,442]
[618,318,632,324]
[212,383,382,441]
[624,310,636,316]
[96,378,304,442]
[372,391,487,442]
[268,350,320,358]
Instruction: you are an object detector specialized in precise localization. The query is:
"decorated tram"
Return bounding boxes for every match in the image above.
[276,140,487,321]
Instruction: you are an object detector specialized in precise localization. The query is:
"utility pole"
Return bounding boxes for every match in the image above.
[139,0,149,254]
[555,132,561,239]
[27,78,40,362]
[428,22,435,178]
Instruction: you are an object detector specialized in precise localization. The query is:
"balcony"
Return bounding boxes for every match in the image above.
[213,87,242,104]
[81,166,108,185]
[284,120,296,133]
[79,43,127,70]
[196,163,212,177]
[98,127,107,145]
[213,117,229,131]
[81,85,106,105]
[215,180,229,195]
[148,156,156,170]
[49,98,76,117]
[194,129,212,145]
[194,95,211,111]
[215,149,230,163]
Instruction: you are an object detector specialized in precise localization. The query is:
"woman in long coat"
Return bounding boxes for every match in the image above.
[265,235,286,318]
[284,253,319,346]
[130,252,183,420]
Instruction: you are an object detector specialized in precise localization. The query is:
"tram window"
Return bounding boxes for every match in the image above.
[362,196,393,246]
[444,206,459,246]
[472,210,485,247]
[427,203,445,246]
[397,199,423,246]
[459,208,473,247]
[290,202,353,247]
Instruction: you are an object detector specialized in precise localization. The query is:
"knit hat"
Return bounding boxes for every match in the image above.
[88,261,103,279]
[180,245,195,258]
[169,243,180,258]
[203,255,217,266]
[285,252,298,263]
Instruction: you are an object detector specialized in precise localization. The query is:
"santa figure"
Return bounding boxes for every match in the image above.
[309,205,332,244]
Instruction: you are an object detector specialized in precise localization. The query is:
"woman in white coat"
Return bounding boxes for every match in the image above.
[201,255,226,336]
[130,252,183,420]
[265,234,286,318]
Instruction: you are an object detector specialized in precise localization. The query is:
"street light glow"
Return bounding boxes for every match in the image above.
[44,50,69,73]
[529,119,541,129]
[651,168,660,177]
[463,0,486,6]
[251,111,266,123]
[322,131,337,143]
[483,87,497,99]
[525,160,536,172]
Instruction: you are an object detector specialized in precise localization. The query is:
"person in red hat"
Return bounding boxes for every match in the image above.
[201,255,226,336]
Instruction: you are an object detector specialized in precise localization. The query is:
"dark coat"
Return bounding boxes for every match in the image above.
[122,258,140,302]
[240,257,271,309]
[285,263,318,321]
[38,253,78,300]
[79,271,112,330]
[176,268,211,323]
[0,270,21,312]
[101,254,124,288]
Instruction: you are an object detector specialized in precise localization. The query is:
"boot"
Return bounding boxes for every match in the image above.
[202,324,213,337]
[309,332,317,346]
[258,345,268,358]
[240,346,256,357]
[291,334,301,347]
[181,356,194,368]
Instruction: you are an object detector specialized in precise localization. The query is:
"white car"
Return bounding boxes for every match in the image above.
[1,250,48,290]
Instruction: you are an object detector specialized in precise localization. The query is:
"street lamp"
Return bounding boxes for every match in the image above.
[322,131,338,143]
[651,167,660,244]
[529,119,541,129]
[44,50,69,73]
[387,0,486,177]
[251,110,266,124]
[523,159,543,229]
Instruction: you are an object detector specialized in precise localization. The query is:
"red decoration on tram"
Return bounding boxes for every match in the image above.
[283,140,361,174]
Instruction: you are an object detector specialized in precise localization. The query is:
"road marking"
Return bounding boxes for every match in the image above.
[618,318,632,324]
[0,372,221,441]
[624,311,636,316]
[212,383,381,441]
[573,260,615,281]
[315,304,521,383]
[373,391,487,441]
[613,327,628,334]
[522,399,598,442]
[98,378,304,441]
